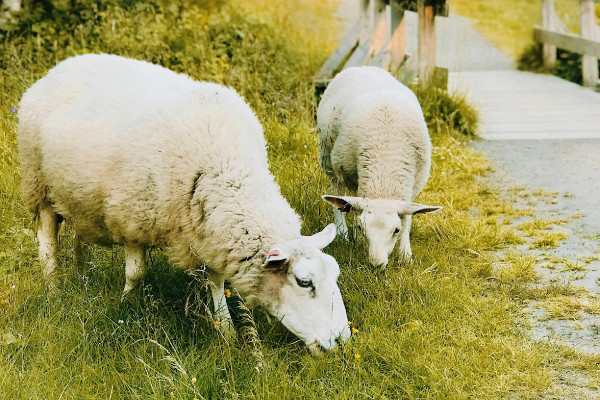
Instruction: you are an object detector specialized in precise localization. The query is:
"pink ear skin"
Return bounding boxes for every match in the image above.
[265,249,280,257]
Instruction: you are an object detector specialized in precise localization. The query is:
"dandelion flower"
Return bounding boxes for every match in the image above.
[169,392,174,398]
[214,320,221,326]
[347,321,352,326]
[13,140,17,145]
[354,353,361,360]
[191,377,197,384]
[224,288,231,298]
[351,327,359,334]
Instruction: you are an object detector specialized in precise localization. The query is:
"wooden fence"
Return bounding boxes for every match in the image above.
[535,0,600,87]
[314,0,448,92]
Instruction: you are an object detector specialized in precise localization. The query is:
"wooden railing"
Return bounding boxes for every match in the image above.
[314,0,448,92]
[535,0,600,87]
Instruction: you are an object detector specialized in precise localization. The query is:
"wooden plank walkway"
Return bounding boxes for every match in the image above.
[449,70,600,140]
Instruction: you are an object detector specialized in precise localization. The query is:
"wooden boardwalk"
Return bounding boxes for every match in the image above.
[449,70,600,140]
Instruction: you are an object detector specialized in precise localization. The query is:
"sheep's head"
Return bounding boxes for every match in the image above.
[259,224,350,355]
[323,195,441,267]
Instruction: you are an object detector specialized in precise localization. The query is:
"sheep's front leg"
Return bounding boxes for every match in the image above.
[328,177,349,240]
[122,244,147,299]
[37,206,59,287]
[333,209,349,240]
[397,215,413,263]
[207,271,236,341]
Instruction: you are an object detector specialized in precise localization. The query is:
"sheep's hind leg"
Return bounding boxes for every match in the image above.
[207,271,236,341]
[37,205,59,287]
[122,243,147,299]
[73,233,86,274]
[397,215,413,263]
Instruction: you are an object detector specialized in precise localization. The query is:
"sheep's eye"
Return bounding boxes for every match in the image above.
[295,277,313,288]
[393,227,401,235]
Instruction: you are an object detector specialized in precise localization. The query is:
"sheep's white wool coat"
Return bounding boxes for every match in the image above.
[18,54,302,304]
[317,66,431,201]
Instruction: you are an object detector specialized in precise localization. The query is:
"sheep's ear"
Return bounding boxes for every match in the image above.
[396,201,442,216]
[322,195,365,213]
[303,223,337,249]
[263,248,289,270]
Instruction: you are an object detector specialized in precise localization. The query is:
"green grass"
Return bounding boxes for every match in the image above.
[451,0,600,58]
[0,0,590,398]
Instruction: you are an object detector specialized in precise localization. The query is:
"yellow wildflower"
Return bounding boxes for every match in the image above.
[351,327,359,334]
[214,320,221,326]
[13,140,17,145]
[347,321,352,326]
[169,392,174,398]
[224,288,231,298]
[354,353,361,360]
[191,377,197,384]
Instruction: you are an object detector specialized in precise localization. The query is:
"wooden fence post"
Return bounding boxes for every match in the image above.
[368,0,388,57]
[580,0,599,87]
[418,0,436,84]
[542,0,557,68]
[389,0,406,70]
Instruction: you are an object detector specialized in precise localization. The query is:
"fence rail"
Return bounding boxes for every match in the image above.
[535,0,600,87]
[314,0,448,92]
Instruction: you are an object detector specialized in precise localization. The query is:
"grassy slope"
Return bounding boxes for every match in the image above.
[0,0,567,398]
[450,0,600,58]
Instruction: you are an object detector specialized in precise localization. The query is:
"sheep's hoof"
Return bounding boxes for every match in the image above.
[44,275,60,293]
[216,319,237,342]
[121,284,138,302]
[398,251,414,265]
[337,228,349,241]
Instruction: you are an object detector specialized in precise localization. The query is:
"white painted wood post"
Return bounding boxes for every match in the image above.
[580,0,599,87]
[418,0,436,84]
[542,0,557,68]
[359,0,371,44]
[389,0,406,70]
[368,0,388,57]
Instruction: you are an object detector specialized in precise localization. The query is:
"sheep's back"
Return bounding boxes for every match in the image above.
[18,54,267,245]
[317,67,430,199]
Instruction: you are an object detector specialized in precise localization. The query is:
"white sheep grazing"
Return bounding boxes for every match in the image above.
[18,54,350,354]
[317,66,442,267]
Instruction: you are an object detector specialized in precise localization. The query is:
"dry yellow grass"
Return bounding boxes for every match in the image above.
[450,0,600,58]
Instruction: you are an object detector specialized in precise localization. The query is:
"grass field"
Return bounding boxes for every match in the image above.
[451,0,600,58]
[0,0,594,398]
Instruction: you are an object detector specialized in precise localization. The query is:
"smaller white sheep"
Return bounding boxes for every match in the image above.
[18,54,350,354]
[317,66,441,267]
